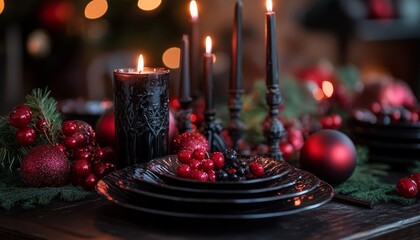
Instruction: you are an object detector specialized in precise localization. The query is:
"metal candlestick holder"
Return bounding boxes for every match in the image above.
[176,97,193,134]
[203,109,227,152]
[227,89,244,151]
[263,85,285,160]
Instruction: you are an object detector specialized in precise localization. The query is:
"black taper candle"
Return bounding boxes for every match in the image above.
[204,36,213,111]
[189,0,200,97]
[180,34,190,100]
[266,4,278,87]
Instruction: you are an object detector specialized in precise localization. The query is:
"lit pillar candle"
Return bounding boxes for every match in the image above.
[189,0,200,96]
[204,36,214,111]
[230,0,243,91]
[113,55,170,167]
[179,35,190,100]
[266,0,279,87]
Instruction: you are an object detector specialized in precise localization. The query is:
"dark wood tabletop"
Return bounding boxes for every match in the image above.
[0,194,419,240]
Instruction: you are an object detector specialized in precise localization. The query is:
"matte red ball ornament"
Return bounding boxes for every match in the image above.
[299,129,357,186]
[21,145,70,187]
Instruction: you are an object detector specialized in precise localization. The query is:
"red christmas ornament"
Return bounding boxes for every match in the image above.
[172,132,210,153]
[96,108,116,147]
[21,145,70,187]
[299,129,357,186]
[396,178,418,199]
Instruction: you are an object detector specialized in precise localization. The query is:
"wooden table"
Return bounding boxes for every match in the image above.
[0,194,418,240]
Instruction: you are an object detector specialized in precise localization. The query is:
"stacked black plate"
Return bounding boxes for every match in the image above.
[349,118,420,164]
[96,155,333,221]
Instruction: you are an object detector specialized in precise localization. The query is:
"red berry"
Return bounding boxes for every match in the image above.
[201,159,214,171]
[55,143,66,153]
[207,170,216,182]
[71,159,91,178]
[15,126,37,146]
[190,169,208,182]
[410,172,420,187]
[191,148,207,160]
[9,105,32,128]
[104,163,116,174]
[320,116,333,129]
[176,164,191,178]
[189,159,202,170]
[280,143,294,161]
[396,178,418,198]
[74,132,87,147]
[211,152,225,170]
[228,168,236,174]
[82,174,98,190]
[36,118,47,131]
[64,136,78,149]
[177,149,192,164]
[62,121,77,136]
[74,149,92,161]
[93,163,107,179]
[331,114,342,129]
[249,162,265,177]
[94,147,105,161]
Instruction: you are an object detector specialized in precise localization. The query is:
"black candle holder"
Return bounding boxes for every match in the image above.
[203,109,227,152]
[176,97,193,134]
[227,89,244,151]
[263,85,285,160]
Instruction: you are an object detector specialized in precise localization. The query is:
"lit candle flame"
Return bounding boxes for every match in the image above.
[137,54,144,72]
[266,0,273,12]
[205,36,212,54]
[190,0,198,21]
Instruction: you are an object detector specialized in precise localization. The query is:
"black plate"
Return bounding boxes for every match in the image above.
[147,155,292,190]
[96,179,333,220]
[128,165,301,199]
[106,167,320,213]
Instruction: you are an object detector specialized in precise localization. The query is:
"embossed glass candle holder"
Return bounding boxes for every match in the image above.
[114,64,170,168]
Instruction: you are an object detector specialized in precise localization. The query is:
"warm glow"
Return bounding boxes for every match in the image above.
[190,0,198,21]
[0,0,4,14]
[137,0,162,11]
[137,54,144,72]
[312,88,324,101]
[85,0,108,19]
[162,47,180,69]
[322,81,334,98]
[266,0,273,12]
[205,36,212,54]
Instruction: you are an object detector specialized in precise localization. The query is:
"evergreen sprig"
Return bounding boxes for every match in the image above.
[0,88,62,170]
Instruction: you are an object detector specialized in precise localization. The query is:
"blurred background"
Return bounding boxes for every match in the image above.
[1,0,420,115]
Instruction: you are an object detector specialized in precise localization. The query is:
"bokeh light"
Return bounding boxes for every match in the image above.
[0,0,5,14]
[162,47,180,69]
[27,29,51,58]
[322,81,334,98]
[137,0,162,11]
[85,0,108,20]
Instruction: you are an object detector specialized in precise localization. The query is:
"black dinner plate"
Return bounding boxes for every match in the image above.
[127,165,301,199]
[147,155,292,190]
[96,178,333,220]
[106,167,320,213]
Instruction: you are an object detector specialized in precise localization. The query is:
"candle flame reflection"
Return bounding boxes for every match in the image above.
[190,0,198,21]
[137,54,144,72]
[266,0,273,12]
[205,36,212,54]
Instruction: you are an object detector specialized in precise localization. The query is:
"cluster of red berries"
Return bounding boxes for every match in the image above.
[175,148,265,182]
[59,120,116,190]
[8,104,45,146]
[396,172,420,199]
[353,103,419,125]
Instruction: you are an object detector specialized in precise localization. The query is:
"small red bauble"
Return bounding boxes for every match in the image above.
[16,126,37,146]
[201,159,214,171]
[172,132,209,153]
[211,152,225,170]
[62,121,77,136]
[95,108,116,147]
[396,178,418,198]
[409,173,420,188]
[178,150,192,164]
[249,162,265,177]
[190,170,208,182]
[9,105,32,128]
[64,136,78,149]
[35,118,47,131]
[191,148,207,160]
[189,159,202,170]
[207,170,216,182]
[82,174,98,190]
[93,163,107,179]
[55,143,66,153]
[280,143,294,161]
[71,159,91,178]
[176,164,191,178]
[299,129,357,186]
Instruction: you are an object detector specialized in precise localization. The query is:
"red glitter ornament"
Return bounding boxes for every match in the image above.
[21,145,70,187]
[172,132,209,153]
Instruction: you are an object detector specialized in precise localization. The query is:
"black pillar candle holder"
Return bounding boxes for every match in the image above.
[177,97,193,134]
[227,89,244,151]
[203,110,227,152]
[263,85,285,160]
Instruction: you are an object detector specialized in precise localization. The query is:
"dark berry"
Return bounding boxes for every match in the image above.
[228,172,239,181]
[16,126,37,146]
[64,136,78,149]
[93,163,107,179]
[211,152,225,169]
[189,159,202,170]
[176,164,191,178]
[72,159,91,178]
[190,169,208,181]
[62,121,77,136]
[191,148,207,160]
[224,149,238,163]
[216,169,228,181]
[207,170,216,182]
[410,172,420,187]
[236,167,248,176]
[396,178,418,198]
[9,105,32,128]
[201,159,214,171]
[249,162,265,177]
[177,149,192,164]
[82,174,98,190]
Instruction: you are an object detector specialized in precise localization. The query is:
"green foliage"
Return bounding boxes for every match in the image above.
[0,88,62,170]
